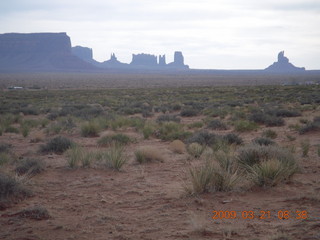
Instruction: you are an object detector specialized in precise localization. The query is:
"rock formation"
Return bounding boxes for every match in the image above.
[130,54,158,67]
[72,46,96,64]
[100,53,128,68]
[0,32,95,71]
[265,51,305,72]
[159,55,166,66]
[167,51,189,69]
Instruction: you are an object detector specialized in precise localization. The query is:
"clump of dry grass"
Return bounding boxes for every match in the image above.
[185,151,240,195]
[135,146,164,164]
[170,140,186,154]
[187,143,205,158]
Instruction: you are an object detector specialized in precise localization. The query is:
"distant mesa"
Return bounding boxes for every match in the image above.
[265,51,305,72]
[0,32,95,71]
[73,46,189,70]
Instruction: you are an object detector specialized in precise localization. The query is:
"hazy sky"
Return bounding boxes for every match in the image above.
[1,0,320,69]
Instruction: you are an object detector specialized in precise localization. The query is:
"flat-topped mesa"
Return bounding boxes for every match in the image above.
[72,46,93,62]
[131,53,158,67]
[265,51,305,72]
[0,32,71,56]
[0,32,95,71]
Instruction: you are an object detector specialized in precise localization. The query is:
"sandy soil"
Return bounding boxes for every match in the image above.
[1,112,320,240]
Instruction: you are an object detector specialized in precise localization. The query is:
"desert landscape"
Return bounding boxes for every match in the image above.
[0,75,319,240]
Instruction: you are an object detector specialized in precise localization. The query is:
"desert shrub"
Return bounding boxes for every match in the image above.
[186,131,219,146]
[157,122,191,141]
[156,114,181,123]
[0,153,10,166]
[18,107,39,116]
[180,109,198,117]
[252,137,276,146]
[249,112,285,126]
[299,117,320,134]
[234,120,258,132]
[45,117,76,135]
[237,145,297,170]
[59,104,104,120]
[317,145,320,157]
[15,158,45,176]
[5,126,20,134]
[135,146,164,163]
[211,139,230,153]
[248,112,266,124]
[187,143,205,158]
[237,145,298,187]
[0,173,31,208]
[97,134,131,147]
[223,133,243,145]
[262,129,277,139]
[66,146,94,168]
[248,159,294,187]
[300,140,310,157]
[0,143,12,153]
[267,109,301,117]
[142,124,155,139]
[102,145,127,170]
[40,136,74,154]
[187,155,239,194]
[207,119,228,130]
[264,116,285,127]
[16,206,50,220]
[187,121,204,129]
[20,124,30,138]
[170,140,186,154]
[81,121,100,137]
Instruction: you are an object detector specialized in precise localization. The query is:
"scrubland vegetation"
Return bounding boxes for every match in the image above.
[0,84,319,239]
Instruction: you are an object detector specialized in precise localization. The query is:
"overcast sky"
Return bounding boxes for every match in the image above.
[1,0,320,69]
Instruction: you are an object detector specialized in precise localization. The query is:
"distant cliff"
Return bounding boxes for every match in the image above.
[0,33,95,71]
[265,51,305,72]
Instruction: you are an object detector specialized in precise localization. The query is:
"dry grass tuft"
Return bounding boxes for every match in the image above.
[135,146,164,163]
[170,140,186,154]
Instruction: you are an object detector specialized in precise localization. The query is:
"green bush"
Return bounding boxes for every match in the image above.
[186,131,219,146]
[15,158,45,176]
[300,140,310,157]
[102,145,127,170]
[5,126,20,134]
[97,134,131,147]
[237,145,299,187]
[248,159,295,187]
[158,122,191,141]
[187,143,205,158]
[262,129,277,139]
[156,114,181,123]
[81,121,100,137]
[186,155,239,194]
[252,137,276,146]
[0,143,12,153]
[0,153,11,166]
[264,116,285,127]
[207,119,228,130]
[249,112,285,127]
[234,120,258,132]
[187,121,204,129]
[0,173,31,208]
[223,133,243,145]
[299,117,320,134]
[180,109,198,117]
[66,146,94,168]
[40,136,74,154]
